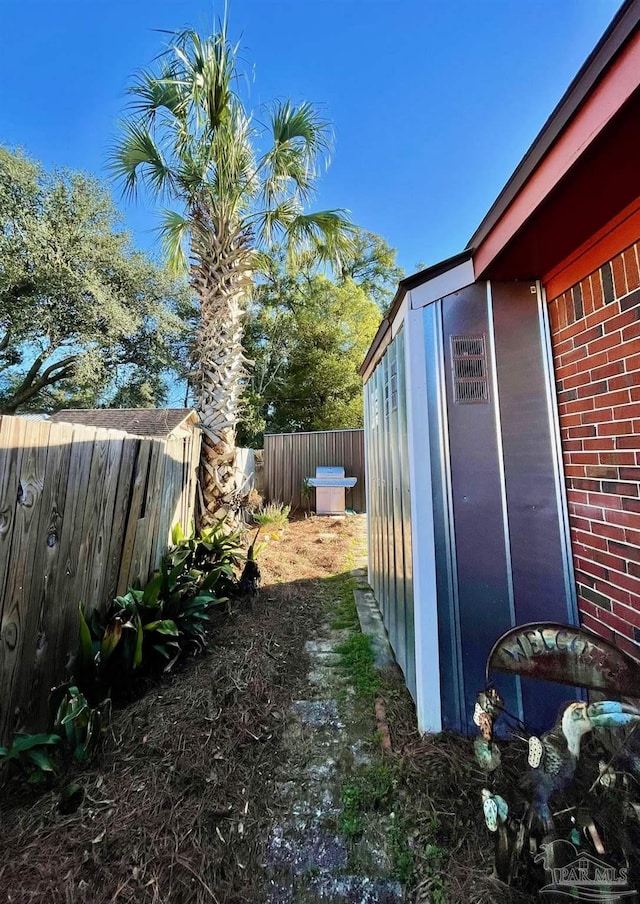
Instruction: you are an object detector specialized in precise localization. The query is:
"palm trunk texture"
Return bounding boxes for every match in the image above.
[192,227,252,528]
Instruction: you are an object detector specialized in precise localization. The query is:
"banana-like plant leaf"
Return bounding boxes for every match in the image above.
[101,618,123,662]
[142,573,162,606]
[25,749,56,772]
[133,615,144,669]
[144,619,179,635]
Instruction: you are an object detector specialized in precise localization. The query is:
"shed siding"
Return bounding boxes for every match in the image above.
[364,331,416,697]
[548,238,640,659]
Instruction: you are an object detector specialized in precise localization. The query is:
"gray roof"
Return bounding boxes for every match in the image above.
[49,408,198,437]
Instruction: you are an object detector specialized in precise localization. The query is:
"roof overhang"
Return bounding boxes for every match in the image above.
[470,0,640,284]
[359,250,473,380]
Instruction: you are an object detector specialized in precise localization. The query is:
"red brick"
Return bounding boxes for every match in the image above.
[580,612,615,642]
[558,293,569,330]
[609,571,640,606]
[555,336,575,357]
[583,462,614,476]
[609,541,640,563]
[605,507,640,527]
[582,408,612,424]
[563,371,592,391]
[575,325,606,347]
[591,548,628,572]
[610,633,640,661]
[585,299,621,329]
[625,353,640,371]
[563,439,583,452]
[591,272,605,309]
[591,361,625,381]
[597,390,630,408]
[549,300,560,333]
[594,606,634,636]
[620,466,640,480]
[624,528,640,544]
[561,346,589,366]
[571,516,592,532]
[603,308,637,334]
[609,339,640,363]
[588,331,622,355]
[623,247,640,292]
[600,451,635,465]
[575,558,609,581]
[574,529,607,550]
[567,425,597,438]
[609,372,640,391]
[555,361,579,380]
[601,481,638,497]
[591,520,626,541]
[623,321,640,342]
[612,254,627,298]
[616,435,640,450]
[582,277,594,315]
[572,502,604,520]
[612,601,640,630]
[614,402,640,420]
[564,397,595,415]
[583,437,615,450]
[598,420,634,436]
[587,491,623,509]
[578,381,607,398]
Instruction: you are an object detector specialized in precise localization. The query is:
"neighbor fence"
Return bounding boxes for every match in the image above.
[0,415,201,742]
[263,429,366,513]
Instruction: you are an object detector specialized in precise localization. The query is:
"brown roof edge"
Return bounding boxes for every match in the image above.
[359,248,474,379]
[467,0,640,252]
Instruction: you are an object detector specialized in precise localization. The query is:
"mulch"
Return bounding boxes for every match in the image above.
[0,516,363,904]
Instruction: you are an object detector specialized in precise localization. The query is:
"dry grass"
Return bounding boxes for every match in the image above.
[381,674,540,904]
[0,515,363,904]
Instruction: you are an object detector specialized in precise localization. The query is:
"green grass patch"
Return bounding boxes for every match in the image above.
[339,763,397,838]
[324,572,359,631]
[335,633,380,702]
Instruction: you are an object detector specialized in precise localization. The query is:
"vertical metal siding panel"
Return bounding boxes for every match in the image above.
[389,337,406,673]
[381,353,393,632]
[397,328,416,697]
[374,366,385,611]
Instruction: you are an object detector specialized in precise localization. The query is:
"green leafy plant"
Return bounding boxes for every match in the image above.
[53,686,104,765]
[0,733,60,784]
[252,502,290,535]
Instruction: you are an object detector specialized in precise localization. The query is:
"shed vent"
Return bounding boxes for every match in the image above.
[451,335,489,403]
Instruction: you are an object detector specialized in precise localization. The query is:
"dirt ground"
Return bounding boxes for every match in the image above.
[0,515,365,904]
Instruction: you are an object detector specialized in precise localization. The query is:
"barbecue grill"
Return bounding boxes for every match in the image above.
[306,466,357,515]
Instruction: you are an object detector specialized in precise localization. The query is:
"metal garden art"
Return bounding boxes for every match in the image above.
[474,623,640,898]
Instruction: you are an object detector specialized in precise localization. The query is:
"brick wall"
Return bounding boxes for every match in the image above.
[548,241,640,658]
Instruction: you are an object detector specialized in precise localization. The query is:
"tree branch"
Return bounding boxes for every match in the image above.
[0,355,77,413]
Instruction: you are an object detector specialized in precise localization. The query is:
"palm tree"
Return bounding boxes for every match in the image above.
[111,23,352,526]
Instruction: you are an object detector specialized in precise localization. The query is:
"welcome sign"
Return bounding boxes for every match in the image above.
[487,623,640,696]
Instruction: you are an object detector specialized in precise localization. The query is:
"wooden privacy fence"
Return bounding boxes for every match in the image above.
[263,429,366,513]
[0,415,201,742]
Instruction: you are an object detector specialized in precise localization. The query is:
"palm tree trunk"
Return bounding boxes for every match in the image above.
[191,227,252,528]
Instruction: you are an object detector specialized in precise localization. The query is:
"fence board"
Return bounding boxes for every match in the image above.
[0,415,201,742]
[0,422,49,740]
[263,429,366,513]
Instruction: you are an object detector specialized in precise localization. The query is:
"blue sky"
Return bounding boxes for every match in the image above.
[0,0,621,275]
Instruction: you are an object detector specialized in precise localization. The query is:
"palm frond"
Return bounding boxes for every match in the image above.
[127,65,186,122]
[158,209,191,274]
[109,121,173,202]
[258,101,332,205]
[283,210,355,270]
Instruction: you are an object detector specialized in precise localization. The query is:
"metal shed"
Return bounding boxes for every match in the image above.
[362,257,579,735]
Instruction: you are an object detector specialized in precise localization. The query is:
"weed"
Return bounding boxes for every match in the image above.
[252,502,290,533]
[326,572,360,631]
[335,633,380,703]
[339,763,397,838]
[388,814,415,885]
